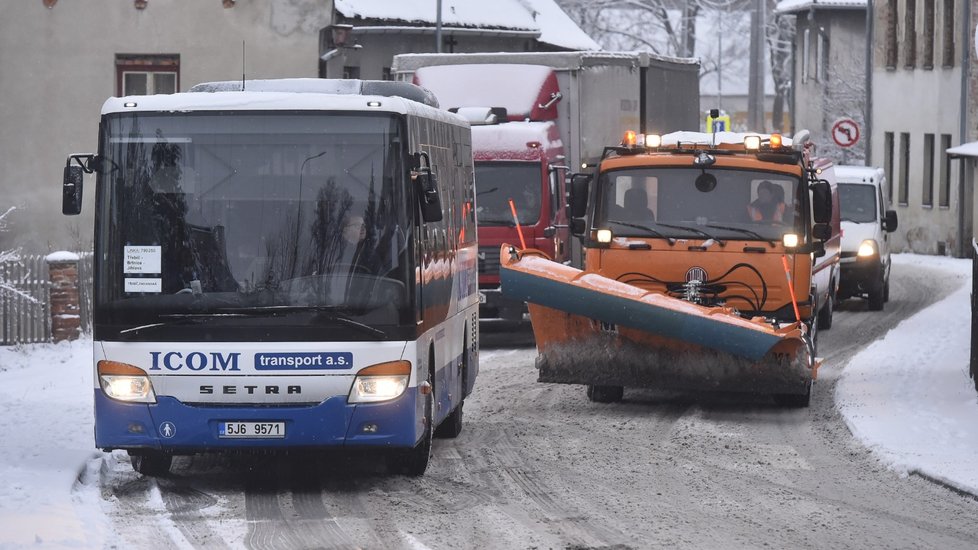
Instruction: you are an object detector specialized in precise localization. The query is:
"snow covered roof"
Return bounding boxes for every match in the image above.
[414,64,558,119]
[946,141,978,158]
[775,0,867,14]
[334,0,599,51]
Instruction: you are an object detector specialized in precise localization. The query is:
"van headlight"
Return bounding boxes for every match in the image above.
[348,360,411,403]
[857,239,878,257]
[98,360,156,403]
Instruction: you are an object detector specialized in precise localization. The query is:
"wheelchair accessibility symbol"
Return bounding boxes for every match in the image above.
[159,421,176,439]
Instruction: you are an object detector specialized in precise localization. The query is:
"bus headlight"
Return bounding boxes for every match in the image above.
[349,360,411,403]
[857,239,878,257]
[97,360,156,403]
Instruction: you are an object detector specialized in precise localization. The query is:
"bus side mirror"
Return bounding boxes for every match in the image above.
[62,165,84,215]
[883,210,898,232]
[416,170,443,223]
[810,180,832,224]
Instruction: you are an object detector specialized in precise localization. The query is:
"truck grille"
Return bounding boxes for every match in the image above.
[479,247,500,276]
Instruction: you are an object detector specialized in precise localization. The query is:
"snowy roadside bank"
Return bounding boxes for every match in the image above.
[836,253,978,497]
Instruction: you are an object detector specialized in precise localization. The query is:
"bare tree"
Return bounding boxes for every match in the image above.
[0,206,36,302]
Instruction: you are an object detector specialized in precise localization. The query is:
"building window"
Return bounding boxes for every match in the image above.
[922,133,934,206]
[886,0,899,68]
[802,28,811,83]
[343,65,360,79]
[923,0,935,69]
[382,67,392,81]
[884,132,895,202]
[115,54,179,96]
[898,132,910,205]
[942,0,955,67]
[815,31,828,82]
[904,0,917,69]
[939,134,951,207]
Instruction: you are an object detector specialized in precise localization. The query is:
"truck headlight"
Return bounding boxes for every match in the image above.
[348,360,411,403]
[782,233,799,248]
[596,229,613,243]
[98,360,156,403]
[857,239,878,257]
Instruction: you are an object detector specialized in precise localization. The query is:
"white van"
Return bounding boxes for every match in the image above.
[834,166,898,310]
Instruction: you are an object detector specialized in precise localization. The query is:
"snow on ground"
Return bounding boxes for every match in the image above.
[0,253,974,547]
[836,253,978,494]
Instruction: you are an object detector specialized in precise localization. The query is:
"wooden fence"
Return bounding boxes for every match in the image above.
[0,253,92,345]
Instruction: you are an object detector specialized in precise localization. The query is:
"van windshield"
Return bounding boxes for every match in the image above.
[839,184,877,223]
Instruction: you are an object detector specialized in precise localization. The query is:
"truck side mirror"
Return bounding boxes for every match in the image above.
[62,165,84,215]
[415,170,443,223]
[569,173,591,219]
[812,222,831,241]
[883,209,898,232]
[810,180,832,224]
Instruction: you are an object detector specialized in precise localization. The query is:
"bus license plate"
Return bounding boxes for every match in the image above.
[219,421,286,439]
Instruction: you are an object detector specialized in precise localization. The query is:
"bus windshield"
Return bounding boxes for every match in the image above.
[474,161,542,225]
[94,112,413,339]
[596,167,803,242]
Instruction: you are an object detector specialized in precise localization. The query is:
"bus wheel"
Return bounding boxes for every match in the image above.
[435,339,467,439]
[129,450,172,476]
[391,364,434,476]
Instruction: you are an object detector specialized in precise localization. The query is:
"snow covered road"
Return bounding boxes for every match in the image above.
[2,255,977,549]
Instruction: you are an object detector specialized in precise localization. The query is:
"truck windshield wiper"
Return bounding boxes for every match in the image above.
[704,224,776,247]
[216,306,387,339]
[607,219,675,245]
[653,222,726,246]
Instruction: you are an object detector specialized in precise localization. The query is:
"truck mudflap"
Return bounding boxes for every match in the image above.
[499,246,815,395]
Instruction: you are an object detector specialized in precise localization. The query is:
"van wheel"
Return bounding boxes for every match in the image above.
[587,384,623,403]
[883,277,890,302]
[129,451,172,476]
[817,289,834,330]
[868,281,885,311]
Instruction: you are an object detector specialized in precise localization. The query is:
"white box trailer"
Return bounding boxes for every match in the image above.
[391,51,700,172]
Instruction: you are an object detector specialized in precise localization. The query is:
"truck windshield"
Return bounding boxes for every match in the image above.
[94,112,413,340]
[474,161,542,225]
[596,167,803,241]
[838,183,877,223]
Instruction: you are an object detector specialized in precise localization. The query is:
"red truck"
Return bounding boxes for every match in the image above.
[397,52,701,328]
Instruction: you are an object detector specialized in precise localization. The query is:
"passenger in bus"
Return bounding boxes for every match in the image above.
[748,180,786,222]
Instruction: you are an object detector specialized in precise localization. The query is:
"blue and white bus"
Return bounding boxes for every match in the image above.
[62,79,479,476]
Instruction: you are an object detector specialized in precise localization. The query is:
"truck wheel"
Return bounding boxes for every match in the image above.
[773,383,811,408]
[129,451,172,476]
[868,282,885,311]
[586,384,623,403]
[817,288,834,330]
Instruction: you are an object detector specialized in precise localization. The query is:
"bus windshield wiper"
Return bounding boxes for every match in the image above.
[118,317,206,339]
[653,222,725,246]
[704,223,776,247]
[607,219,676,245]
[216,306,387,339]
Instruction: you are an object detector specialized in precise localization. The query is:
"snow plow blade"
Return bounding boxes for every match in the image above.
[499,246,815,396]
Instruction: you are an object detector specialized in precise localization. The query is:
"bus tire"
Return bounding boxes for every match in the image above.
[129,451,172,476]
[391,362,434,476]
[435,336,468,439]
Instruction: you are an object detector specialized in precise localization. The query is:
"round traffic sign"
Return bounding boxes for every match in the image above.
[832,118,860,148]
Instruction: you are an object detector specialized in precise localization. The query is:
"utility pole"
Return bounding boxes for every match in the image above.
[748,0,766,131]
[435,0,443,53]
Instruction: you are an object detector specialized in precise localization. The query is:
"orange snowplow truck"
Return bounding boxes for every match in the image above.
[568,130,841,349]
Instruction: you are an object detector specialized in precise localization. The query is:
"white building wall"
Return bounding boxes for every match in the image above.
[872,66,964,254]
[0,0,328,255]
